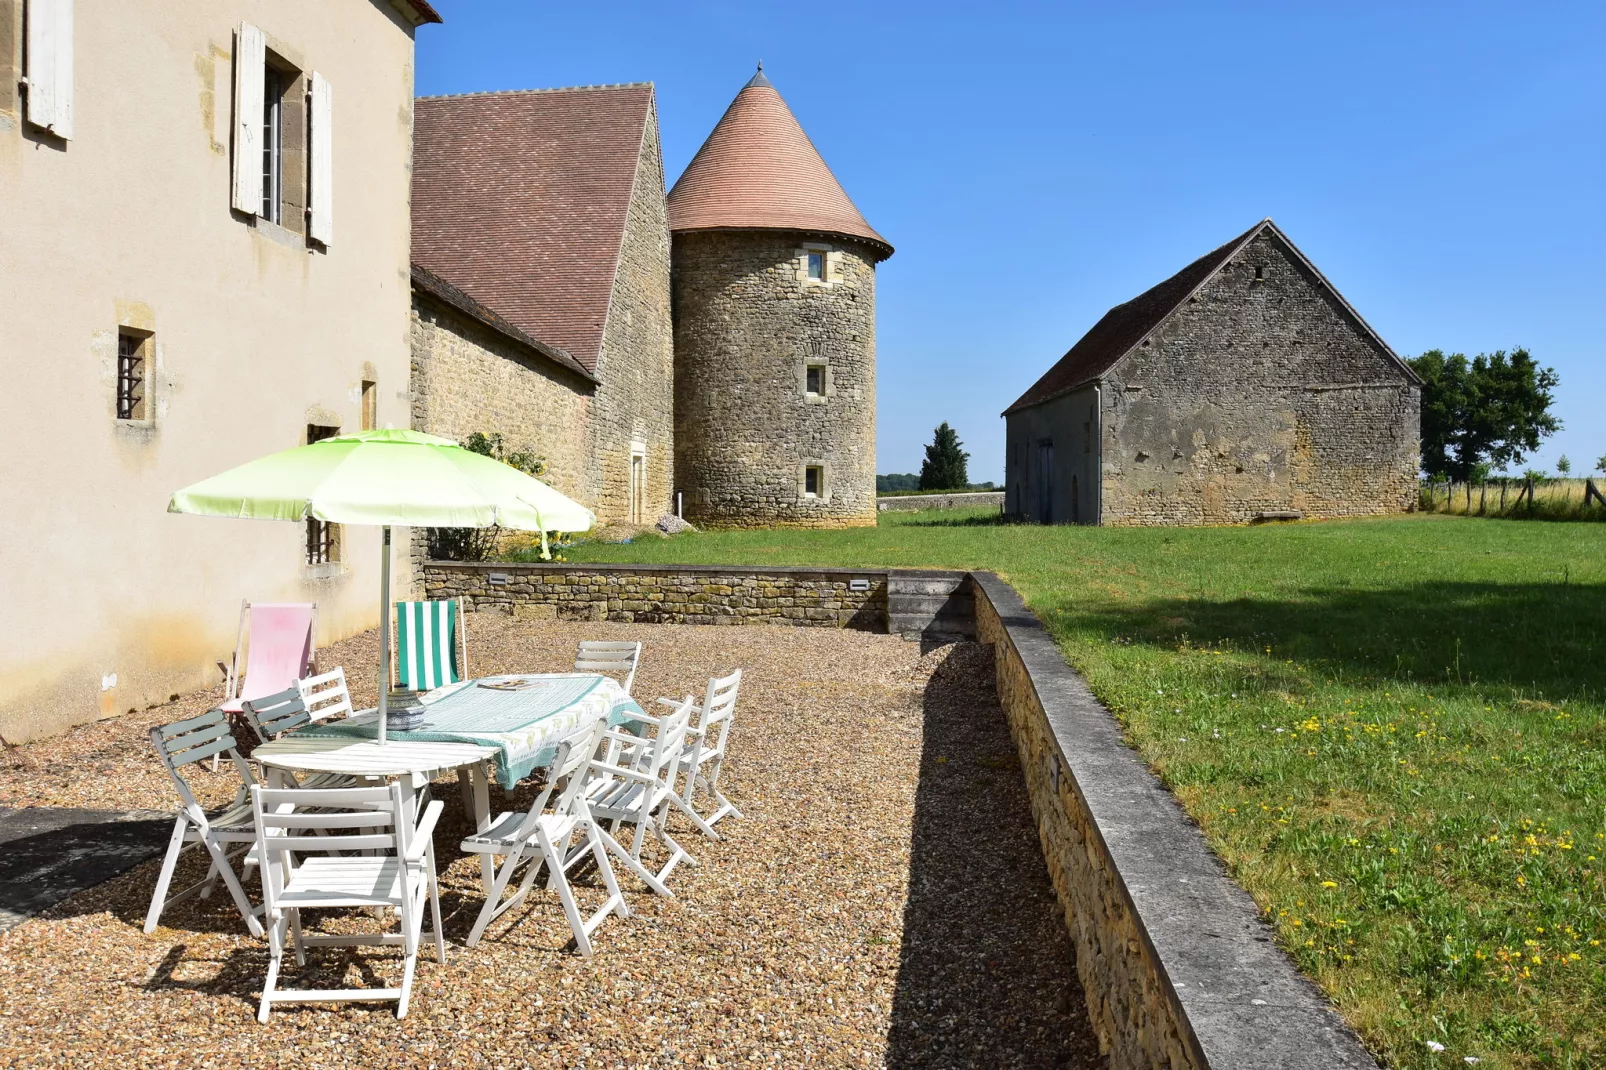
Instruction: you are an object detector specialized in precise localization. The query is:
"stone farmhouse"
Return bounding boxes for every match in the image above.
[0,0,441,742]
[409,68,893,529]
[1003,220,1421,526]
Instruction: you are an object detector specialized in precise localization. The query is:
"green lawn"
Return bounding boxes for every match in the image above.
[539,511,1606,1069]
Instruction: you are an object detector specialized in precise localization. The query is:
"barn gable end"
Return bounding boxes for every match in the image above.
[1005,220,1421,526]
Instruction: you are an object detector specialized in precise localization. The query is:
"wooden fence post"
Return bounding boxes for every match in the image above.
[1586,479,1606,508]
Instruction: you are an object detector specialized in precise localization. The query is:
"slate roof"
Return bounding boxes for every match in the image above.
[1002,219,1415,415]
[667,68,892,259]
[411,84,656,374]
[410,264,596,383]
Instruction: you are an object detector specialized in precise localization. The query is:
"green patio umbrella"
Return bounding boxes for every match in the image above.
[169,428,595,742]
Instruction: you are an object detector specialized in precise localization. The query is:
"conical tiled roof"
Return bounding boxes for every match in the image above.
[667,68,892,259]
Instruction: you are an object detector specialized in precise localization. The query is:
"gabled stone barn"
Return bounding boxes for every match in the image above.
[1003,220,1421,526]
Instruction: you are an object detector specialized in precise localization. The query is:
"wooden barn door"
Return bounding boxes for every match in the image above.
[1037,441,1054,524]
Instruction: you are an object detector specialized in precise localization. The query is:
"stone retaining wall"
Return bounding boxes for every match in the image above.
[875,491,1004,512]
[970,572,1377,1070]
[422,561,886,629]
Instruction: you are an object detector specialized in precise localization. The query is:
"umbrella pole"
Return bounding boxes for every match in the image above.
[378,525,391,744]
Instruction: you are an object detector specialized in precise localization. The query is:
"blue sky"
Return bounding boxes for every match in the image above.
[416,1,1603,483]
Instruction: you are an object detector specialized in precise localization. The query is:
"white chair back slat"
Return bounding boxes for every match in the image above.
[677,668,745,832]
[297,666,354,723]
[574,640,642,695]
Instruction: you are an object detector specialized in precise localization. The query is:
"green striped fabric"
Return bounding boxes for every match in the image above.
[395,599,460,691]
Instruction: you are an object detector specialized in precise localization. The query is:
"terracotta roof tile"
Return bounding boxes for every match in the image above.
[411,84,655,373]
[1003,219,1417,415]
[667,69,891,259]
[410,264,595,383]
[1003,221,1270,414]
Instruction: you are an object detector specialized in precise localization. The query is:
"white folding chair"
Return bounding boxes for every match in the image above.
[459,719,670,953]
[251,782,445,1022]
[145,709,264,937]
[574,640,642,696]
[660,668,744,833]
[296,666,355,723]
[575,698,714,888]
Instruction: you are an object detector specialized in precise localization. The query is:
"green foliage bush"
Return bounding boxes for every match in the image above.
[428,432,548,561]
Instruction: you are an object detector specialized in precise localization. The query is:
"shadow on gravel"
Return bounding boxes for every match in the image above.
[0,808,171,932]
[885,643,1105,1070]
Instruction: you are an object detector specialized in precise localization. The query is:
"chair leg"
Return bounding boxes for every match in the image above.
[666,789,721,841]
[290,908,306,967]
[466,843,543,949]
[539,828,594,958]
[143,816,190,935]
[200,836,264,938]
[198,857,221,899]
[397,953,417,1020]
[596,826,674,898]
[588,824,629,921]
[426,844,447,965]
[258,916,286,1024]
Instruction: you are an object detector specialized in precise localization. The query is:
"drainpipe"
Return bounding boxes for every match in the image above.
[1092,383,1103,526]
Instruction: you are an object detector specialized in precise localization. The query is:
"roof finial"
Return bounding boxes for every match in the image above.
[757,60,763,72]
[744,62,772,90]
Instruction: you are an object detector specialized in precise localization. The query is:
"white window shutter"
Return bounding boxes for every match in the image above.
[231,22,266,215]
[308,72,334,246]
[24,0,74,139]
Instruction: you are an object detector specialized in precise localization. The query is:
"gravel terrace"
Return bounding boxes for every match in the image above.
[0,616,1103,1069]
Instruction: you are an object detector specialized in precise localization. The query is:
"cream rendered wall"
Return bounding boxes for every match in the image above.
[0,1,421,741]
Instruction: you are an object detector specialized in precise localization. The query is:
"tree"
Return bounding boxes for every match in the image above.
[1557,455,1572,476]
[876,472,920,493]
[918,422,970,491]
[1408,348,1561,482]
[1596,456,1606,476]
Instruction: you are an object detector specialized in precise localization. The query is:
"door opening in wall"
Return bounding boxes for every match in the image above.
[1037,442,1054,524]
[629,453,646,524]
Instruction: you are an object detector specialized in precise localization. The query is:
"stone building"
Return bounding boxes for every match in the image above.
[667,69,893,528]
[0,0,439,741]
[409,84,674,523]
[1003,220,1421,526]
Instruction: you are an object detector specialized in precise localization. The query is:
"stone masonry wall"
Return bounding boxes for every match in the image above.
[422,561,887,629]
[1101,230,1420,525]
[589,104,676,523]
[876,491,1004,512]
[409,294,596,506]
[672,230,878,528]
[971,572,1378,1070]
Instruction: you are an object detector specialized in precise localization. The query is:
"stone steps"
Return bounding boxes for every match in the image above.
[887,570,974,642]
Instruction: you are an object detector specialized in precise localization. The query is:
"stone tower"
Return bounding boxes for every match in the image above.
[667,68,893,527]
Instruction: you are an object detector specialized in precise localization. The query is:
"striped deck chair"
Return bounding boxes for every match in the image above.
[394,599,468,692]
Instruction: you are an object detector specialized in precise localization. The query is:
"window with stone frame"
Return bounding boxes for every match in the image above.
[805,363,825,396]
[806,251,825,281]
[360,380,377,430]
[116,330,152,421]
[260,55,307,230]
[804,465,824,498]
[305,424,341,564]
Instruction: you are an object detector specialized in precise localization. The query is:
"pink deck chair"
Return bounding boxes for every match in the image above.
[218,601,317,718]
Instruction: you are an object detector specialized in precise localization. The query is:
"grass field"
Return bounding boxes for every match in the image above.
[539,511,1606,1069]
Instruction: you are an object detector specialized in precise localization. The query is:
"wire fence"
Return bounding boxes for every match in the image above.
[1419,477,1606,521]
